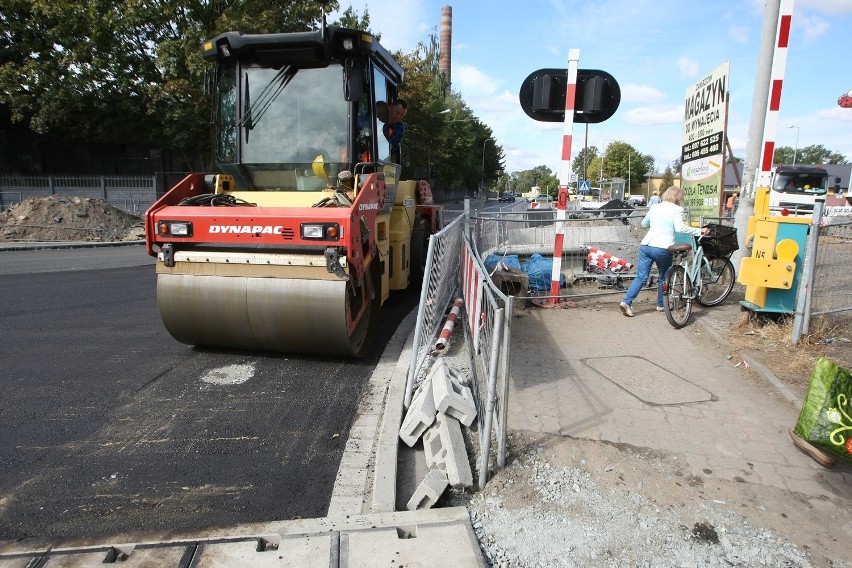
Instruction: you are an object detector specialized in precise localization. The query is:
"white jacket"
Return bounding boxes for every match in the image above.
[640,201,702,249]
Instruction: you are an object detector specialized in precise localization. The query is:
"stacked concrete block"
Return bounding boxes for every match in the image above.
[430,362,476,427]
[399,377,436,447]
[398,362,476,510]
[422,412,473,488]
[405,467,449,511]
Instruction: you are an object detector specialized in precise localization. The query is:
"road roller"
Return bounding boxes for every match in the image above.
[144,26,442,357]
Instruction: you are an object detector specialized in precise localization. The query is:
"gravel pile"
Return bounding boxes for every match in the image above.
[458,436,820,567]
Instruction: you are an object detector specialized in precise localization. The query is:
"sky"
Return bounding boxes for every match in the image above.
[331,0,852,178]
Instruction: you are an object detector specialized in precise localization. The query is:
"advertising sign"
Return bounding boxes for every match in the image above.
[681,62,729,220]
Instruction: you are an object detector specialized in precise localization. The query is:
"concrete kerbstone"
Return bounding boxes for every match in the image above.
[422,412,473,488]
[405,468,449,511]
[399,377,436,447]
[431,362,477,427]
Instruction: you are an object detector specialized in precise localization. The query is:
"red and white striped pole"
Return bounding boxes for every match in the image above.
[755,0,795,189]
[434,298,463,353]
[548,49,580,303]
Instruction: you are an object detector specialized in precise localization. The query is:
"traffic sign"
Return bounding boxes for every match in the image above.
[579,180,591,194]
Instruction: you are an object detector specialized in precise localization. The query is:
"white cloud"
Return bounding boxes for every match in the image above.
[797,0,852,16]
[728,25,749,43]
[624,105,684,126]
[814,106,852,121]
[677,58,699,79]
[622,84,668,104]
[453,64,499,97]
[470,90,517,114]
[798,14,831,42]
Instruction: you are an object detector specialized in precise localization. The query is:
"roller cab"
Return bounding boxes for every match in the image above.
[145,27,440,357]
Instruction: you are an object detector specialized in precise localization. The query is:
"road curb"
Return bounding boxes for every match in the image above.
[328,308,416,516]
[0,240,145,251]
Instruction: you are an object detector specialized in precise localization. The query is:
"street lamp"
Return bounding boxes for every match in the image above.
[599,139,613,194]
[481,138,493,193]
[788,125,800,165]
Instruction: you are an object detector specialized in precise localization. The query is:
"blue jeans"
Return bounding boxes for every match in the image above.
[622,245,672,307]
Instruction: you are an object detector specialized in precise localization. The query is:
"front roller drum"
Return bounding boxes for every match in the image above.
[157,271,378,357]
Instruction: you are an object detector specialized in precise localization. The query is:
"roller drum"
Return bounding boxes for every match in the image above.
[157,273,370,356]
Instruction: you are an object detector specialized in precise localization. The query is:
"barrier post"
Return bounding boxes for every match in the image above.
[548,48,580,303]
[754,0,795,190]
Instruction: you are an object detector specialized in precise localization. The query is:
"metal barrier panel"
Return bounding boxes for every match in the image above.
[0,175,156,214]
[463,238,511,488]
[404,215,464,407]
[472,208,652,301]
[809,219,852,326]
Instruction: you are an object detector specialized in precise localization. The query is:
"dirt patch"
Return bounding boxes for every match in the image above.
[725,307,852,393]
[0,196,144,242]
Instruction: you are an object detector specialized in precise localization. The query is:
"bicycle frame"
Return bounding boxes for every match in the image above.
[664,232,736,328]
[675,236,707,298]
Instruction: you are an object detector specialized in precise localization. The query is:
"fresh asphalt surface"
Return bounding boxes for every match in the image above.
[0,245,418,540]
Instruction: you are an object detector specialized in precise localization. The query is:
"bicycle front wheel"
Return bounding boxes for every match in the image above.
[697,256,735,307]
[664,265,692,328]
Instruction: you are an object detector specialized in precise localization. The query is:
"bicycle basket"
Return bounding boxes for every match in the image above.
[701,223,739,257]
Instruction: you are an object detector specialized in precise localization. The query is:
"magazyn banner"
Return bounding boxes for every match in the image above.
[681,61,729,220]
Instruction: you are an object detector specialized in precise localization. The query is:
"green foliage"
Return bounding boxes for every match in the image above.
[395,34,504,193]
[773,144,848,165]
[572,146,599,182]
[598,141,652,193]
[332,5,377,39]
[494,166,558,197]
[660,165,676,190]
[0,0,335,169]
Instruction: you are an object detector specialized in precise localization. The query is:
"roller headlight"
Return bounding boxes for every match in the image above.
[158,220,193,237]
[301,223,342,241]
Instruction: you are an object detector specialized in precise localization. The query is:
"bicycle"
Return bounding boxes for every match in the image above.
[662,223,738,328]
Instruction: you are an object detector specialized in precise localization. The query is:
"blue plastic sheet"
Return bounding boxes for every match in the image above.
[522,253,566,291]
[484,254,522,272]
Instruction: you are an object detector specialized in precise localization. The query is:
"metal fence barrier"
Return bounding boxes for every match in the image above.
[404,214,465,408]
[793,201,852,343]
[0,175,158,214]
[462,236,512,488]
[472,207,654,302]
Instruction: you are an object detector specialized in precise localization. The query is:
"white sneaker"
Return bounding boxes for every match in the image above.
[656,306,665,312]
[619,302,634,317]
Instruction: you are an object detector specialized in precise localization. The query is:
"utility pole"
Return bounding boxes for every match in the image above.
[733,0,784,268]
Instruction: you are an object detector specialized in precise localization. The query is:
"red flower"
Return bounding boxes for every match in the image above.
[846,437,852,455]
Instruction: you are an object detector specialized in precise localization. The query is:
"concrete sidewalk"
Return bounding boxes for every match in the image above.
[508,301,852,499]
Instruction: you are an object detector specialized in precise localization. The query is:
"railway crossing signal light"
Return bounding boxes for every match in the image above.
[519,68,621,124]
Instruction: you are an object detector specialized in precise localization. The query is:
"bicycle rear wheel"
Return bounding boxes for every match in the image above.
[697,256,735,307]
[663,265,692,328]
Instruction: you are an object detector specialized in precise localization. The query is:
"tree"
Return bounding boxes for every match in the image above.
[0,0,337,170]
[395,34,504,194]
[772,144,848,165]
[601,141,652,193]
[511,166,558,197]
[660,166,676,190]
[572,146,599,182]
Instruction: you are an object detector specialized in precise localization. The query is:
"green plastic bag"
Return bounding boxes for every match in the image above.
[793,357,852,463]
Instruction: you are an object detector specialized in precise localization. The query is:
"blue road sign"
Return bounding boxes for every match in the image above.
[579,180,591,194]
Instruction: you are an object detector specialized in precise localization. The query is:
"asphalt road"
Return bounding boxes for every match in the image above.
[0,246,417,540]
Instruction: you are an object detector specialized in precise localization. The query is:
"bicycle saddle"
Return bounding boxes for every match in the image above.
[667,243,692,253]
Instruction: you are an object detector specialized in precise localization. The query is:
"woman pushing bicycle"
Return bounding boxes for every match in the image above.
[619,186,709,318]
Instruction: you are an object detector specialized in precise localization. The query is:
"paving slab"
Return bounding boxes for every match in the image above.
[508,304,852,499]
